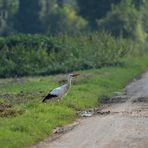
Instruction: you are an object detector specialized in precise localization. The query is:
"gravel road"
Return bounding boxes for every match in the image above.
[34,72,148,148]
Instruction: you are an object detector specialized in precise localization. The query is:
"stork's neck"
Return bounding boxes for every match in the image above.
[68,76,72,88]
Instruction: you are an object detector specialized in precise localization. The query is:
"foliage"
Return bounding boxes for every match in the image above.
[141,1,148,40]
[45,4,88,34]
[0,0,147,41]
[14,0,42,33]
[97,0,146,42]
[132,0,145,10]
[0,33,135,77]
[76,0,121,28]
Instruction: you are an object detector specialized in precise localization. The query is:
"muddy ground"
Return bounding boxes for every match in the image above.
[33,72,148,148]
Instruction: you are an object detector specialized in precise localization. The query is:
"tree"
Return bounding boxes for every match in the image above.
[142,1,148,34]
[15,0,42,34]
[97,0,146,42]
[57,0,64,7]
[0,0,18,35]
[46,4,87,34]
[132,0,145,10]
[76,0,121,28]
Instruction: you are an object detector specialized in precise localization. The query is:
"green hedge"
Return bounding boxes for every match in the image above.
[0,32,137,77]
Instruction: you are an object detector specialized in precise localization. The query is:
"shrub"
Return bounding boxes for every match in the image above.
[0,32,139,77]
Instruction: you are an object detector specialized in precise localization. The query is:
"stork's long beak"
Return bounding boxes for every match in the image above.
[72,73,80,77]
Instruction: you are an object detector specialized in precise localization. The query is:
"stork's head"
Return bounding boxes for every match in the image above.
[69,73,80,78]
[67,73,80,86]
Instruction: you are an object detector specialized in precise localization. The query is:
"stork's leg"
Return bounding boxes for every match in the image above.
[56,98,62,105]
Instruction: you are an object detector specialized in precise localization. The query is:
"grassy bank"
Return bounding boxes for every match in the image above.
[0,56,148,148]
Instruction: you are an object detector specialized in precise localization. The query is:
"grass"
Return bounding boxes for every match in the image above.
[0,55,148,148]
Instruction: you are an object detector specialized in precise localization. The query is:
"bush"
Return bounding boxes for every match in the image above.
[0,32,138,77]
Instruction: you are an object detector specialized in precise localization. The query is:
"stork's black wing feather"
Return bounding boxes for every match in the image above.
[42,93,58,103]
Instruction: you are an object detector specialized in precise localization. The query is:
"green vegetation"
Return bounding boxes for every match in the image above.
[0,32,134,77]
[97,0,146,42]
[0,56,148,148]
[0,0,148,39]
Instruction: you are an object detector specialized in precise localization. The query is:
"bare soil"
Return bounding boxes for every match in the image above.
[33,72,148,148]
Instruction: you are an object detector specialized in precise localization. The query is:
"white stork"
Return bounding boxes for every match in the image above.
[42,73,80,103]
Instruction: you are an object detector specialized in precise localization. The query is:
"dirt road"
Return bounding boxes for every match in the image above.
[34,72,148,148]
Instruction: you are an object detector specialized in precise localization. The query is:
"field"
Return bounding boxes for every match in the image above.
[0,56,148,148]
[1,1,148,147]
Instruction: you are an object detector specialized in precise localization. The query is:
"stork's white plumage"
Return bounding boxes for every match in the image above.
[42,73,80,103]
